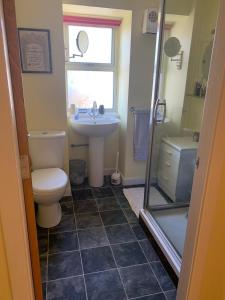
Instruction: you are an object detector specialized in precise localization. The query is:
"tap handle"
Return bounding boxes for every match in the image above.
[93,101,97,109]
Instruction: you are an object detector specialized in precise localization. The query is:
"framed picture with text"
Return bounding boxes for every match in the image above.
[18,28,52,73]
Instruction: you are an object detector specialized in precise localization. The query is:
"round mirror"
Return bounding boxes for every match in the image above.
[76,31,89,55]
[164,37,181,58]
[202,40,213,79]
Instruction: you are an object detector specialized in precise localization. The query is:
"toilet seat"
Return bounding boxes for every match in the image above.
[32,168,68,196]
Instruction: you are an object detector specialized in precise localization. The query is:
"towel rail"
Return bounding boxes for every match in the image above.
[129,106,150,114]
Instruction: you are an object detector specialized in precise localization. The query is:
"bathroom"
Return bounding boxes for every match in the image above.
[12,0,219,299]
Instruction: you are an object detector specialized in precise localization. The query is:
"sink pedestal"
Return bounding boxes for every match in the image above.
[89,137,104,187]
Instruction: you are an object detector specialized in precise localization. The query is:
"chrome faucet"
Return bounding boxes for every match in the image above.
[89,101,99,120]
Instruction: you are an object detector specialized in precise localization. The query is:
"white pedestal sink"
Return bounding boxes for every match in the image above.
[70,115,120,187]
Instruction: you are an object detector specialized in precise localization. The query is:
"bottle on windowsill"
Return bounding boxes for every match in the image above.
[99,105,105,115]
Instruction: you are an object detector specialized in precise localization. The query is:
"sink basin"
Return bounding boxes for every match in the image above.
[70,116,120,137]
[70,115,120,187]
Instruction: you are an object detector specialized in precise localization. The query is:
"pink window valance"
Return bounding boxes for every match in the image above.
[63,15,122,28]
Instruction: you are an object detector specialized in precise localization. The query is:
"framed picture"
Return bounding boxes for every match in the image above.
[18,28,52,73]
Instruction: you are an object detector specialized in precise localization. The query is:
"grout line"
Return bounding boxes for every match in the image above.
[49,229,77,235]
[73,202,89,300]
[47,274,84,283]
[129,291,166,299]
[98,206,129,300]
[139,240,164,294]
[45,184,175,299]
[164,289,177,300]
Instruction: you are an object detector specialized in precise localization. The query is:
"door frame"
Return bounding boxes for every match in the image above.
[177,0,225,298]
[1,0,43,299]
[0,0,34,299]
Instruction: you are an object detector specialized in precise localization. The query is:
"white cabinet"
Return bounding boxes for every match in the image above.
[157,137,198,202]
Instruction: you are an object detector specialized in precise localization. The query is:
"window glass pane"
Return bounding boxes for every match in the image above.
[68,26,112,63]
[67,70,114,109]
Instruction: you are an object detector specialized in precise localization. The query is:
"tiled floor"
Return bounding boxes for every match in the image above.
[38,177,177,300]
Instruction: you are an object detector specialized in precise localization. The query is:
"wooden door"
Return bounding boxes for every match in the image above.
[2,0,43,299]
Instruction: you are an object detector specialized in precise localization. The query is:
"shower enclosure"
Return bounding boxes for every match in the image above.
[141,0,219,275]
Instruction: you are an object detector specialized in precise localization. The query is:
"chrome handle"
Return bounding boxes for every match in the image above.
[154,98,167,124]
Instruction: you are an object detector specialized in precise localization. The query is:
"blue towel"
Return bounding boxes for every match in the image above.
[133,111,150,161]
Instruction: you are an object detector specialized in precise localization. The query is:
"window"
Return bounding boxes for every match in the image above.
[64,23,117,110]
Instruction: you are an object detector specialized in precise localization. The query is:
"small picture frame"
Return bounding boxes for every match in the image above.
[18,28,52,73]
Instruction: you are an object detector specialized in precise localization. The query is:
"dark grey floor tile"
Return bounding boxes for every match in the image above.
[105,224,136,244]
[164,289,177,300]
[151,262,175,291]
[72,189,94,200]
[85,269,126,300]
[100,210,127,226]
[47,276,86,300]
[40,255,47,283]
[123,208,138,223]
[139,240,160,262]
[78,227,109,249]
[81,246,116,274]
[119,264,161,298]
[93,187,114,198]
[42,282,46,300]
[60,196,73,203]
[112,242,147,267]
[50,215,76,233]
[74,200,98,214]
[49,231,78,254]
[112,187,124,197]
[97,197,120,211]
[38,234,48,256]
[134,293,166,300]
[48,251,82,281]
[76,212,102,229]
[131,224,147,240]
[117,196,130,208]
[61,201,74,216]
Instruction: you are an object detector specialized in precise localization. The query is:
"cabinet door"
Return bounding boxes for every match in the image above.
[157,143,180,201]
[176,149,197,202]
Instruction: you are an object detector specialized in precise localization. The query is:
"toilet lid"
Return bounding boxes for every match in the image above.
[32,168,68,195]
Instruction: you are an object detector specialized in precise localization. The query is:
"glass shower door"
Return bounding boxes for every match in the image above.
[144,0,219,273]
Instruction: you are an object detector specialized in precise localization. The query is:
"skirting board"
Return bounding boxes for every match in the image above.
[121,173,145,186]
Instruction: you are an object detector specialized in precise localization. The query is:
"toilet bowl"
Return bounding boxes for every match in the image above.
[28,131,68,228]
[32,168,68,228]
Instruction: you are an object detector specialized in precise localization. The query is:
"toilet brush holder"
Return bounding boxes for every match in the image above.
[111,172,121,185]
[111,151,121,185]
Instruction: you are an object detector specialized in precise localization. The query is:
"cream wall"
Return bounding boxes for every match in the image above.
[63,5,132,176]
[14,0,195,185]
[163,12,194,136]
[181,0,219,132]
[14,0,69,175]
[63,0,157,181]
[64,0,193,183]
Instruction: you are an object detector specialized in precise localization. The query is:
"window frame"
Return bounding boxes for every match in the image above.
[64,23,117,111]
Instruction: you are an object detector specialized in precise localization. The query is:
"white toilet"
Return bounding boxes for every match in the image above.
[29,131,68,228]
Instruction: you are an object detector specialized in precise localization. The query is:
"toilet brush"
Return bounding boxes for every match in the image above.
[111,152,121,185]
